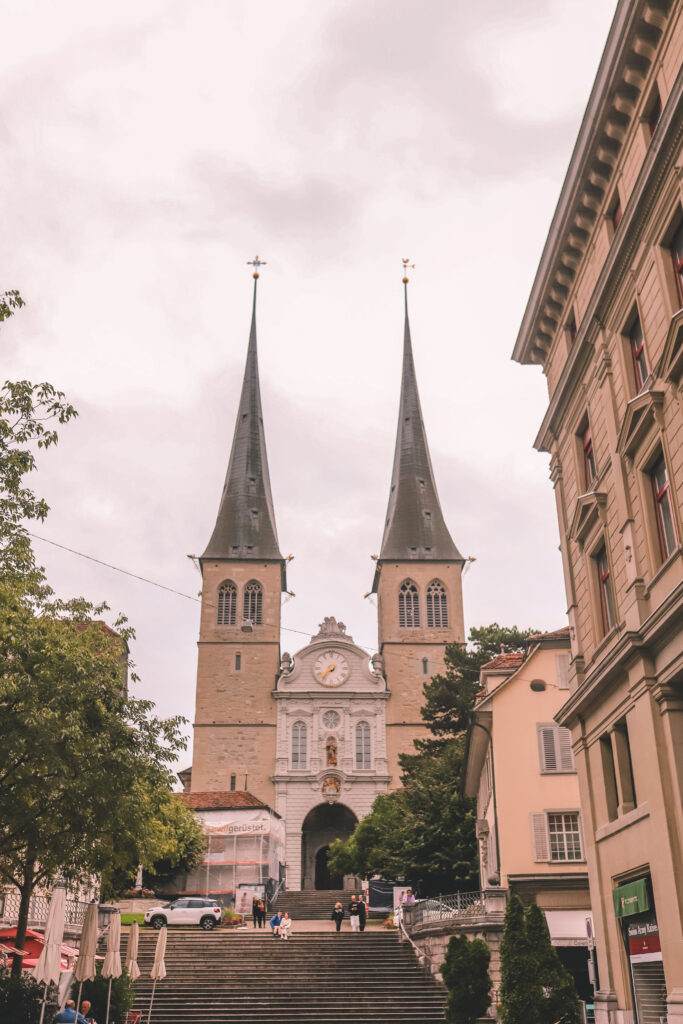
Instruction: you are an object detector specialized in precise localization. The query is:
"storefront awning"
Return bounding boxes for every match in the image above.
[613,879,649,919]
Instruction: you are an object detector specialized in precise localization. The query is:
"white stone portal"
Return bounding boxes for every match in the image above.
[273,617,391,889]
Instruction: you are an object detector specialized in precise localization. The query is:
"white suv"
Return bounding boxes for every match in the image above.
[144,898,222,930]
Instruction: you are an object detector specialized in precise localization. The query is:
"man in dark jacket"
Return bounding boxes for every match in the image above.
[357,896,367,932]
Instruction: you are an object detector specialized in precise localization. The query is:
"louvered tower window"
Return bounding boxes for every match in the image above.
[399,581,420,628]
[355,721,371,770]
[217,581,237,625]
[243,580,263,624]
[426,580,448,628]
[292,721,307,769]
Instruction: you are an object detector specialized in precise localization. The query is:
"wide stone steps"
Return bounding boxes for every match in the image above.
[131,930,445,1023]
[271,888,363,920]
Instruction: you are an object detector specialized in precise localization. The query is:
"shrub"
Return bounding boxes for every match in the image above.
[525,903,582,1024]
[441,934,492,1024]
[499,893,542,1024]
[0,968,58,1024]
[72,965,136,1024]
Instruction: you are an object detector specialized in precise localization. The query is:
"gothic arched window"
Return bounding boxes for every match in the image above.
[292,721,307,769]
[356,721,371,770]
[426,580,448,628]
[243,580,263,625]
[217,581,237,625]
[399,580,420,628]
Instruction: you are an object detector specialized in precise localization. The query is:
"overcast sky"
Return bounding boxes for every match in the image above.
[2,0,617,768]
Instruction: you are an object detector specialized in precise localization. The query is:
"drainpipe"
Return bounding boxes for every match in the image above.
[469,716,501,887]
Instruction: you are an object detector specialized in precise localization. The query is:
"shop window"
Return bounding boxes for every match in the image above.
[217,581,237,625]
[650,453,678,561]
[398,580,420,628]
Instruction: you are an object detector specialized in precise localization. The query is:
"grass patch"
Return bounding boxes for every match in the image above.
[120,913,145,926]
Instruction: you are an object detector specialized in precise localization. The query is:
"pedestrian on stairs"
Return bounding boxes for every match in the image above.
[253,896,266,928]
[348,895,360,932]
[331,902,344,932]
[357,895,367,932]
[269,910,283,937]
[279,912,292,939]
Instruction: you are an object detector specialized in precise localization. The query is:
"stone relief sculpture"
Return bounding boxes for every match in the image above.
[279,651,293,675]
[325,737,338,766]
[312,616,354,642]
[371,652,384,678]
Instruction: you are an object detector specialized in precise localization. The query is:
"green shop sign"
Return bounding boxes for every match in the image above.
[613,878,650,919]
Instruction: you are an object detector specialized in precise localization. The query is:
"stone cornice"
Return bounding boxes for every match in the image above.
[533,64,683,452]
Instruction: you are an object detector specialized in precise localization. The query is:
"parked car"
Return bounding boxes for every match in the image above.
[143,898,222,930]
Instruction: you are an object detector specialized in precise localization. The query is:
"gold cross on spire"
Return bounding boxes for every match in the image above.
[248,255,267,278]
[402,257,415,283]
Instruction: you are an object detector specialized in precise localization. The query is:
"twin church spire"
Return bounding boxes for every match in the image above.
[203,267,460,578]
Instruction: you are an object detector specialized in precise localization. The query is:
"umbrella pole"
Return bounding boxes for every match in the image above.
[38,981,48,1024]
[147,978,158,1024]
[105,977,113,1024]
[76,982,83,1021]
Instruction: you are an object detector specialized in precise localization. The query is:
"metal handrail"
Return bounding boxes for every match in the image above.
[0,891,90,929]
[402,890,484,930]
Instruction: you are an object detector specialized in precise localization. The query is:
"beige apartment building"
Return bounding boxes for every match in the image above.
[463,630,594,1007]
[513,2,683,1022]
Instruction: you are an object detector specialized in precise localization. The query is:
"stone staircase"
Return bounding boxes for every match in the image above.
[271,888,364,921]
[131,929,446,1023]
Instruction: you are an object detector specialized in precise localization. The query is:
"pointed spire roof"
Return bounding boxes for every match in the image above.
[202,273,284,575]
[375,279,462,583]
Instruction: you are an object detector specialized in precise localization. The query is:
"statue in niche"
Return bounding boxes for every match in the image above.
[326,737,338,766]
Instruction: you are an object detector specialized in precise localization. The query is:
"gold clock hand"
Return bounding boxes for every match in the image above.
[321,663,337,679]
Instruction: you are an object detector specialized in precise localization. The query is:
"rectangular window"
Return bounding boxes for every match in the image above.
[582,421,596,487]
[629,316,648,390]
[613,718,637,812]
[530,811,583,862]
[671,218,683,306]
[230,774,236,791]
[651,454,678,561]
[610,193,623,233]
[235,653,242,670]
[537,724,575,773]
[595,545,616,635]
[600,734,619,821]
[566,311,577,345]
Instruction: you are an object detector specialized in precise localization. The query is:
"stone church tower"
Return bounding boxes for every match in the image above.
[373,278,465,787]
[190,268,286,804]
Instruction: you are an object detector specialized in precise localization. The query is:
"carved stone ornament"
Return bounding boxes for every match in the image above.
[280,651,293,675]
[322,776,341,800]
[312,616,354,643]
[371,652,385,677]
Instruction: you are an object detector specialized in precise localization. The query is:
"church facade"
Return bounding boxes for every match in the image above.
[187,269,465,891]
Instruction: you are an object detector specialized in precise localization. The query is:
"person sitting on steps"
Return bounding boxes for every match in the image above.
[269,910,283,937]
[279,911,292,939]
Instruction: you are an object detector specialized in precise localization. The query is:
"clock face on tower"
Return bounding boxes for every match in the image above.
[313,650,350,687]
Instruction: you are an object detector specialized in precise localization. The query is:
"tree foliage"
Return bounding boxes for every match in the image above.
[499,893,542,1024]
[441,933,492,1024]
[0,967,58,1024]
[525,903,582,1024]
[73,965,136,1024]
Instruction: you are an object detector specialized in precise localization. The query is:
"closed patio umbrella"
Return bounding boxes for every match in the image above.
[125,921,140,982]
[102,912,122,1024]
[73,902,98,1019]
[147,926,167,1024]
[33,886,66,1024]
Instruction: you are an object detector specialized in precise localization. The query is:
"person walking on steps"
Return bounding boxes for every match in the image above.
[357,894,367,932]
[279,911,292,939]
[331,902,344,932]
[348,894,360,932]
[269,910,283,937]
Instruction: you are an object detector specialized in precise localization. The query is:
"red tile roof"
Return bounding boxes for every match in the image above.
[527,626,570,641]
[481,651,525,670]
[179,791,268,811]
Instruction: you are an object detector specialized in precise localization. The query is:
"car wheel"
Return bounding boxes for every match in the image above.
[200,916,216,930]
[151,916,166,930]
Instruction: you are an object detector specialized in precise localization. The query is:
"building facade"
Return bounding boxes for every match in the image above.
[463,630,593,1006]
[513,3,683,1022]
[188,271,464,891]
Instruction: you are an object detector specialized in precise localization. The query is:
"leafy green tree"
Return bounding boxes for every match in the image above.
[525,903,582,1024]
[499,893,542,1024]
[419,624,539,746]
[441,933,492,1024]
[73,965,136,1024]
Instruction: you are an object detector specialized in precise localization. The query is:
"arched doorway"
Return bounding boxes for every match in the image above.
[301,803,357,890]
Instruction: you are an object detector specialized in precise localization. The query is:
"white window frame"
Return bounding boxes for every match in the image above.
[291,721,307,769]
[537,723,575,774]
[355,721,371,770]
[530,810,584,863]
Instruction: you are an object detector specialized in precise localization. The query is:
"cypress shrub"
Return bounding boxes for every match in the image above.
[441,933,492,1024]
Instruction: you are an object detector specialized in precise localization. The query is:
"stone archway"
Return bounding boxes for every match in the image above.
[301,803,357,890]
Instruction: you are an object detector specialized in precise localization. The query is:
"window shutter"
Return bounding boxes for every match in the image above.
[538,725,558,772]
[531,812,550,862]
[558,728,575,772]
[556,653,570,690]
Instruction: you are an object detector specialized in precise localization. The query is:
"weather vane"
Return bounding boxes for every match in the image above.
[248,255,267,278]
[402,257,415,283]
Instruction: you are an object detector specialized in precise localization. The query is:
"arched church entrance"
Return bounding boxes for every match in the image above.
[301,803,357,890]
